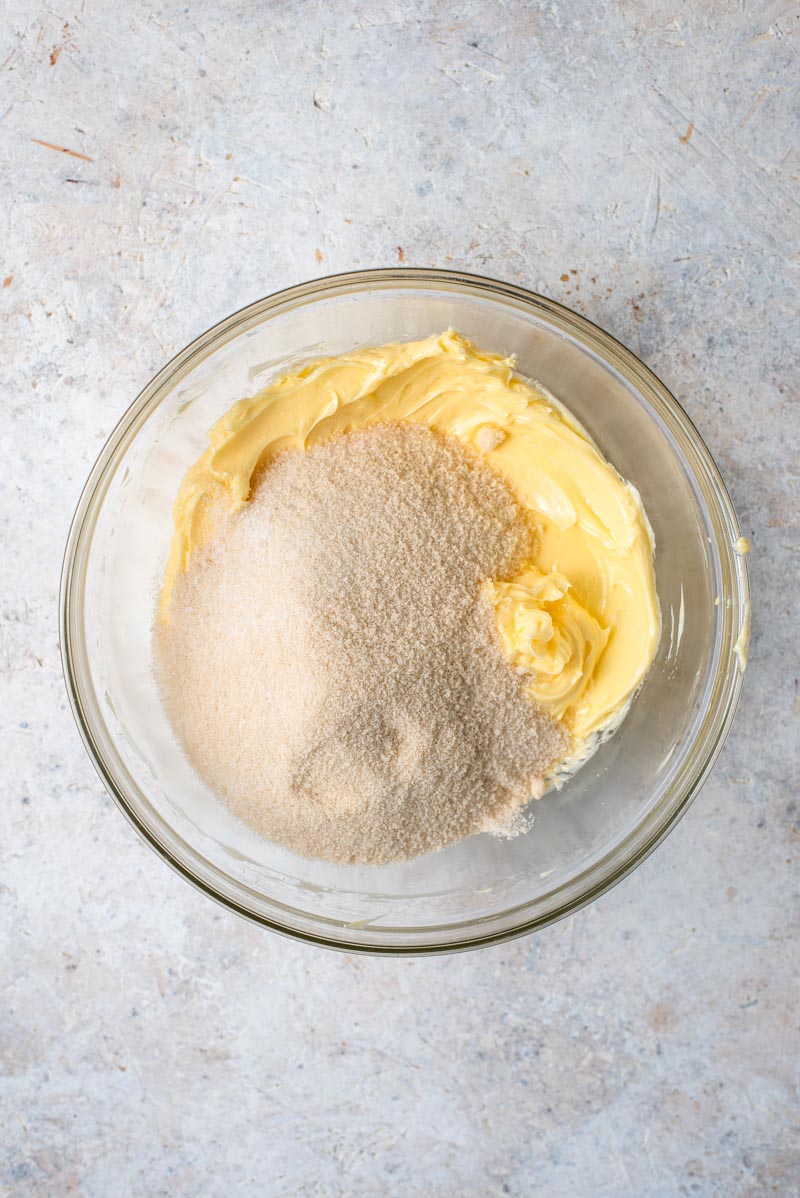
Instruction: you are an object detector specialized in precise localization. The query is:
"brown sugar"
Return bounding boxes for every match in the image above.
[156,422,567,864]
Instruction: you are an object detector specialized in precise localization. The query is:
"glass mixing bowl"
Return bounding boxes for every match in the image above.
[60,269,749,954]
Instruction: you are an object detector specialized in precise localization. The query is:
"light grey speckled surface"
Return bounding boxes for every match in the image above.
[2,2,799,1195]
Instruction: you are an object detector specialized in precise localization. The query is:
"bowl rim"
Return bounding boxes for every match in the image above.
[60,266,750,954]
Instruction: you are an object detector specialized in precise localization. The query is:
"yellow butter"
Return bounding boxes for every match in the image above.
[161,330,660,747]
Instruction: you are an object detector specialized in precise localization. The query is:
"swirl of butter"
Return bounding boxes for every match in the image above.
[487,568,610,725]
[161,330,660,751]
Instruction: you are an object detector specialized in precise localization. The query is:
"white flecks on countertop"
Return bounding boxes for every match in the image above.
[1,2,798,1195]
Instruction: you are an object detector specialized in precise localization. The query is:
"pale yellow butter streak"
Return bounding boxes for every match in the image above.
[161,330,660,745]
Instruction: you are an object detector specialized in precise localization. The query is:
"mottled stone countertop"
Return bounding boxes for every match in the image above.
[2,2,798,1194]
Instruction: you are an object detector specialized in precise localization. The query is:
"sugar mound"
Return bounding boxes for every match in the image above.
[156,422,568,864]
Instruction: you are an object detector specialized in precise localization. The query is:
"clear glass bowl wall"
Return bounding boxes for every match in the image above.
[61,271,749,953]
